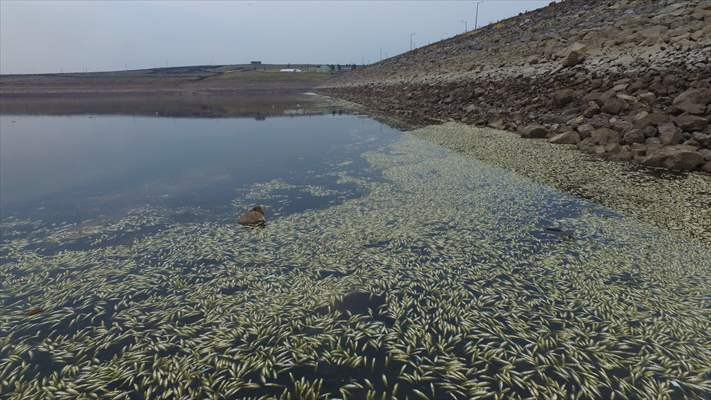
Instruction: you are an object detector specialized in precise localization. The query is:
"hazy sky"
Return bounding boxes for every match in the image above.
[1,0,550,74]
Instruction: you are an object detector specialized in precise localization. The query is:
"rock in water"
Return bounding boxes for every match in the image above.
[239,206,266,226]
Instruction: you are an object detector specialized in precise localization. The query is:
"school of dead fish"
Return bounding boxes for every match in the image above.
[1,132,710,400]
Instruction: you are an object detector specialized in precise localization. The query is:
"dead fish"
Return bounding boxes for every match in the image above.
[239,206,266,227]
[27,307,43,316]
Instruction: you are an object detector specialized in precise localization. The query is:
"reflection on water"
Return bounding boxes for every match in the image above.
[0,92,333,118]
[1,114,396,223]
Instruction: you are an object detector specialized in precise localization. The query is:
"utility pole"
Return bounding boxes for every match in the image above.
[474,1,481,30]
[379,48,382,61]
[461,19,468,33]
[410,32,416,51]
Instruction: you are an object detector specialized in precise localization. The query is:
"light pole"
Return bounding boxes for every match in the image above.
[461,19,468,33]
[410,32,416,51]
[474,1,481,30]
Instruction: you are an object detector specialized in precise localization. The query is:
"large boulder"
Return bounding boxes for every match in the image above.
[610,118,633,132]
[487,118,506,130]
[658,122,683,145]
[590,128,620,145]
[693,132,711,148]
[549,131,581,144]
[622,129,645,144]
[520,124,549,138]
[577,123,595,138]
[634,111,670,128]
[578,128,619,153]
[672,89,709,115]
[698,148,711,161]
[601,97,628,115]
[676,114,708,131]
[552,89,577,107]
[562,43,586,67]
[643,145,706,171]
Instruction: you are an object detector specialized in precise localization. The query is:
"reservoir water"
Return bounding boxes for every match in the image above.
[1,112,709,399]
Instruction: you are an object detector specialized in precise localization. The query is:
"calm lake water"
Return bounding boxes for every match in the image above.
[1,111,710,399]
[1,114,396,223]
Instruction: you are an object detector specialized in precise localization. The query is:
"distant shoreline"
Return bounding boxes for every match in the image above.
[0,65,336,117]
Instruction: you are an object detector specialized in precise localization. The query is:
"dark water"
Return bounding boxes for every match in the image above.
[1,114,398,224]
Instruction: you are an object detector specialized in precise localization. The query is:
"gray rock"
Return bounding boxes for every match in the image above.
[677,114,708,131]
[601,97,628,115]
[562,43,586,67]
[607,151,633,161]
[576,123,595,138]
[643,145,705,171]
[582,101,601,117]
[610,118,633,132]
[488,118,506,130]
[634,112,670,128]
[622,129,645,144]
[562,52,584,67]
[553,89,576,107]
[638,92,657,104]
[239,206,266,226]
[520,124,549,138]
[590,128,620,145]
[579,128,619,152]
[692,132,711,148]
[658,122,683,145]
[703,161,711,173]
[698,148,711,161]
[631,143,647,159]
[549,131,581,144]
[673,89,709,115]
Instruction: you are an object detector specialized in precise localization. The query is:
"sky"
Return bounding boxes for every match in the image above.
[0,0,551,74]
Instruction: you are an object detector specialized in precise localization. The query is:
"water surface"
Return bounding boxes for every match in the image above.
[1,114,394,224]
[1,112,710,400]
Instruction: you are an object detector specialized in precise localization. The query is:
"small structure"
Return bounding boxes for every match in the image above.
[279,68,302,73]
[250,61,262,65]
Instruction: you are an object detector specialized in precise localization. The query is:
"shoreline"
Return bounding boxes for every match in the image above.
[320,94,711,244]
[319,1,711,175]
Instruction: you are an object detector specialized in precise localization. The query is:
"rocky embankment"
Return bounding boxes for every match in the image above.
[320,0,711,173]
